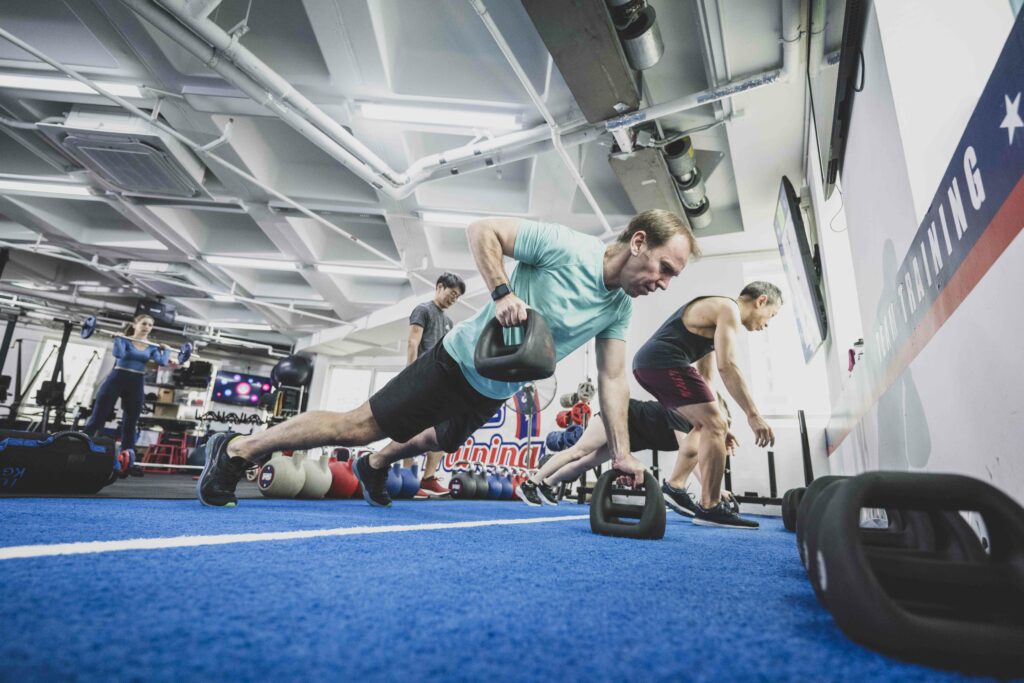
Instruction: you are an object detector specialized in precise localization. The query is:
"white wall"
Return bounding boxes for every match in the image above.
[825,1,1024,500]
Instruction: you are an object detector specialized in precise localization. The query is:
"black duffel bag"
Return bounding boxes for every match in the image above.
[0,430,116,494]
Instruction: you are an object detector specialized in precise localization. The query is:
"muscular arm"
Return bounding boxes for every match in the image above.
[466,217,528,325]
[406,325,423,365]
[596,338,645,482]
[713,304,760,419]
[714,302,775,447]
[695,351,716,384]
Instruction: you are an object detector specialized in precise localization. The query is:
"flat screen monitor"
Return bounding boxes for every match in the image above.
[212,370,274,406]
[773,176,828,361]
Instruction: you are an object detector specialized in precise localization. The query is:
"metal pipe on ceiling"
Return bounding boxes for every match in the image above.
[154,0,407,188]
[468,0,613,236]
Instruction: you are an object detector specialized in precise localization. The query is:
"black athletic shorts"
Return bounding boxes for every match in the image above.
[623,399,693,452]
[368,342,504,453]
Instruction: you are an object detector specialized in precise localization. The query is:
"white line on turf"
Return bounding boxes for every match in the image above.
[0,515,590,561]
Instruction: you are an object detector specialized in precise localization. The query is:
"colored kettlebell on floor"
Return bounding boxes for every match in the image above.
[499,468,513,500]
[387,463,403,498]
[486,467,503,499]
[449,461,477,499]
[328,459,358,498]
[397,466,419,499]
[472,463,490,499]
[298,452,332,499]
[259,451,306,498]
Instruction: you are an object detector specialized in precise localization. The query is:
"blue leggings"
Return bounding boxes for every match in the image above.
[83,369,145,452]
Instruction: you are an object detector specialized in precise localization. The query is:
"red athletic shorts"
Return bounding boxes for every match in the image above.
[633,366,716,409]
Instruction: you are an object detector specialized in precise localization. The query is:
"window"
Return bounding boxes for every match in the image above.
[372,369,400,394]
[321,367,373,413]
[742,260,830,415]
[21,338,104,421]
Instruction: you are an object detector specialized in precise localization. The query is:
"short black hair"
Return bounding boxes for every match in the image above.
[436,272,466,295]
[739,281,783,305]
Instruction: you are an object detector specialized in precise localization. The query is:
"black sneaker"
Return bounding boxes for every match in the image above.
[515,480,544,507]
[536,482,559,506]
[662,480,698,517]
[196,433,247,507]
[353,455,392,508]
[692,500,760,529]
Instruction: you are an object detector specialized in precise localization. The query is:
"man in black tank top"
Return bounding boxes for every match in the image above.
[631,281,783,529]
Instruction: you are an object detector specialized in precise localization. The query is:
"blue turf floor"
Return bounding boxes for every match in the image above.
[0,497,1008,682]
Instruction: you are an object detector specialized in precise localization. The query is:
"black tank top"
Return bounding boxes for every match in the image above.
[632,296,726,370]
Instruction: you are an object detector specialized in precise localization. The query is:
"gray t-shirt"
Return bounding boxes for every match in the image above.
[410,302,453,357]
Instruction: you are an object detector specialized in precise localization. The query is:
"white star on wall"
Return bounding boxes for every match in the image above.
[1000,92,1023,144]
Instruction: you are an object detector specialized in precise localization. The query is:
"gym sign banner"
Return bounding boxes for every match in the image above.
[827,13,1024,453]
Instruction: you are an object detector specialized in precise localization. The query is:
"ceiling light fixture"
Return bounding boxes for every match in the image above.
[418,211,496,227]
[315,263,407,280]
[359,102,521,130]
[0,73,144,98]
[96,239,168,250]
[0,179,93,197]
[127,261,171,273]
[207,255,299,271]
[211,294,237,302]
[209,321,273,331]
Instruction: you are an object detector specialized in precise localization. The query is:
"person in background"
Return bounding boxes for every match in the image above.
[82,314,171,475]
[403,272,466,498]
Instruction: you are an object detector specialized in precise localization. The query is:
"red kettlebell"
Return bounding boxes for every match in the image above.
[571,402,591,425]
[328,459,358,498]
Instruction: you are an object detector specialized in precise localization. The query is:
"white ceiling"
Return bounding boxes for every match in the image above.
[0,0,808,360]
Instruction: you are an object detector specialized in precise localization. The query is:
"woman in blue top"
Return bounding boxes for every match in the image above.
[83,314,171,466]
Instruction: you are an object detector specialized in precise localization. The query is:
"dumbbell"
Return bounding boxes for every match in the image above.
[811,472,1021,674]
[570,402,591,425]
[555,410,572,428]
[589,470,665,540]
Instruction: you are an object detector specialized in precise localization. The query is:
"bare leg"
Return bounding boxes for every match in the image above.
[543,445,613,485]
[666,429,700,488]
[422,451,443,479]
[227,402,384,464]
[529,419,609,485]
[369,428,441,470]
[674,402,728,508]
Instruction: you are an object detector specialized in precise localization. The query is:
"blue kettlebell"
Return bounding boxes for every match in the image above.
[499,468,513,499]
[398,467,419,499]
[486,467,503,499]
[545,431,565,452]
[386,463,403,498]
[563,424,584,448]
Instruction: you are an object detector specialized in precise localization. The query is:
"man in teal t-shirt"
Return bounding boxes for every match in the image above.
[197,210,698,508]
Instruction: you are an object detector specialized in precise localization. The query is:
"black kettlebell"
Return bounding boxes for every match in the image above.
[449,462,477,500]
[472,463,490,499]
[474,309,556,382]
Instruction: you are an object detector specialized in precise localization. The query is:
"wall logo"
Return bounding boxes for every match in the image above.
[442,434,544,470]
[827,12,1024,453]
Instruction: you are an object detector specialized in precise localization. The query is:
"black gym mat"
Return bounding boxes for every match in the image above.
[0,475,263,500]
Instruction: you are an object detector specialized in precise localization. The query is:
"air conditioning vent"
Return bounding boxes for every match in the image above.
[38,107,209,198]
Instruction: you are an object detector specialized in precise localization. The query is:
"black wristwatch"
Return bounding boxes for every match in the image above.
[490,283,512,301]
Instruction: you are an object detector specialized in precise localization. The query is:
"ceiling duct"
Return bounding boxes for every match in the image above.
[663,136,712,230]
[607,146,689,220]
[38,107,209,198]
[607,0,664,71]
[521,0,640,123]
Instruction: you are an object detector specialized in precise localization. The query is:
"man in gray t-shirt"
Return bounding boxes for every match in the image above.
[403,272,466,496]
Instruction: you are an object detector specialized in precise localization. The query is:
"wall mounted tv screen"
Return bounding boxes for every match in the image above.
[774,176,828,362]
[212,370,274,406]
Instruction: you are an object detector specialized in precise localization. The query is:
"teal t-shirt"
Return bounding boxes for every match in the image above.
[443,220,633,399]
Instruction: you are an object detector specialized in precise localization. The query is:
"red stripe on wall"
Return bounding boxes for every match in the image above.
[827,174,1024,454]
